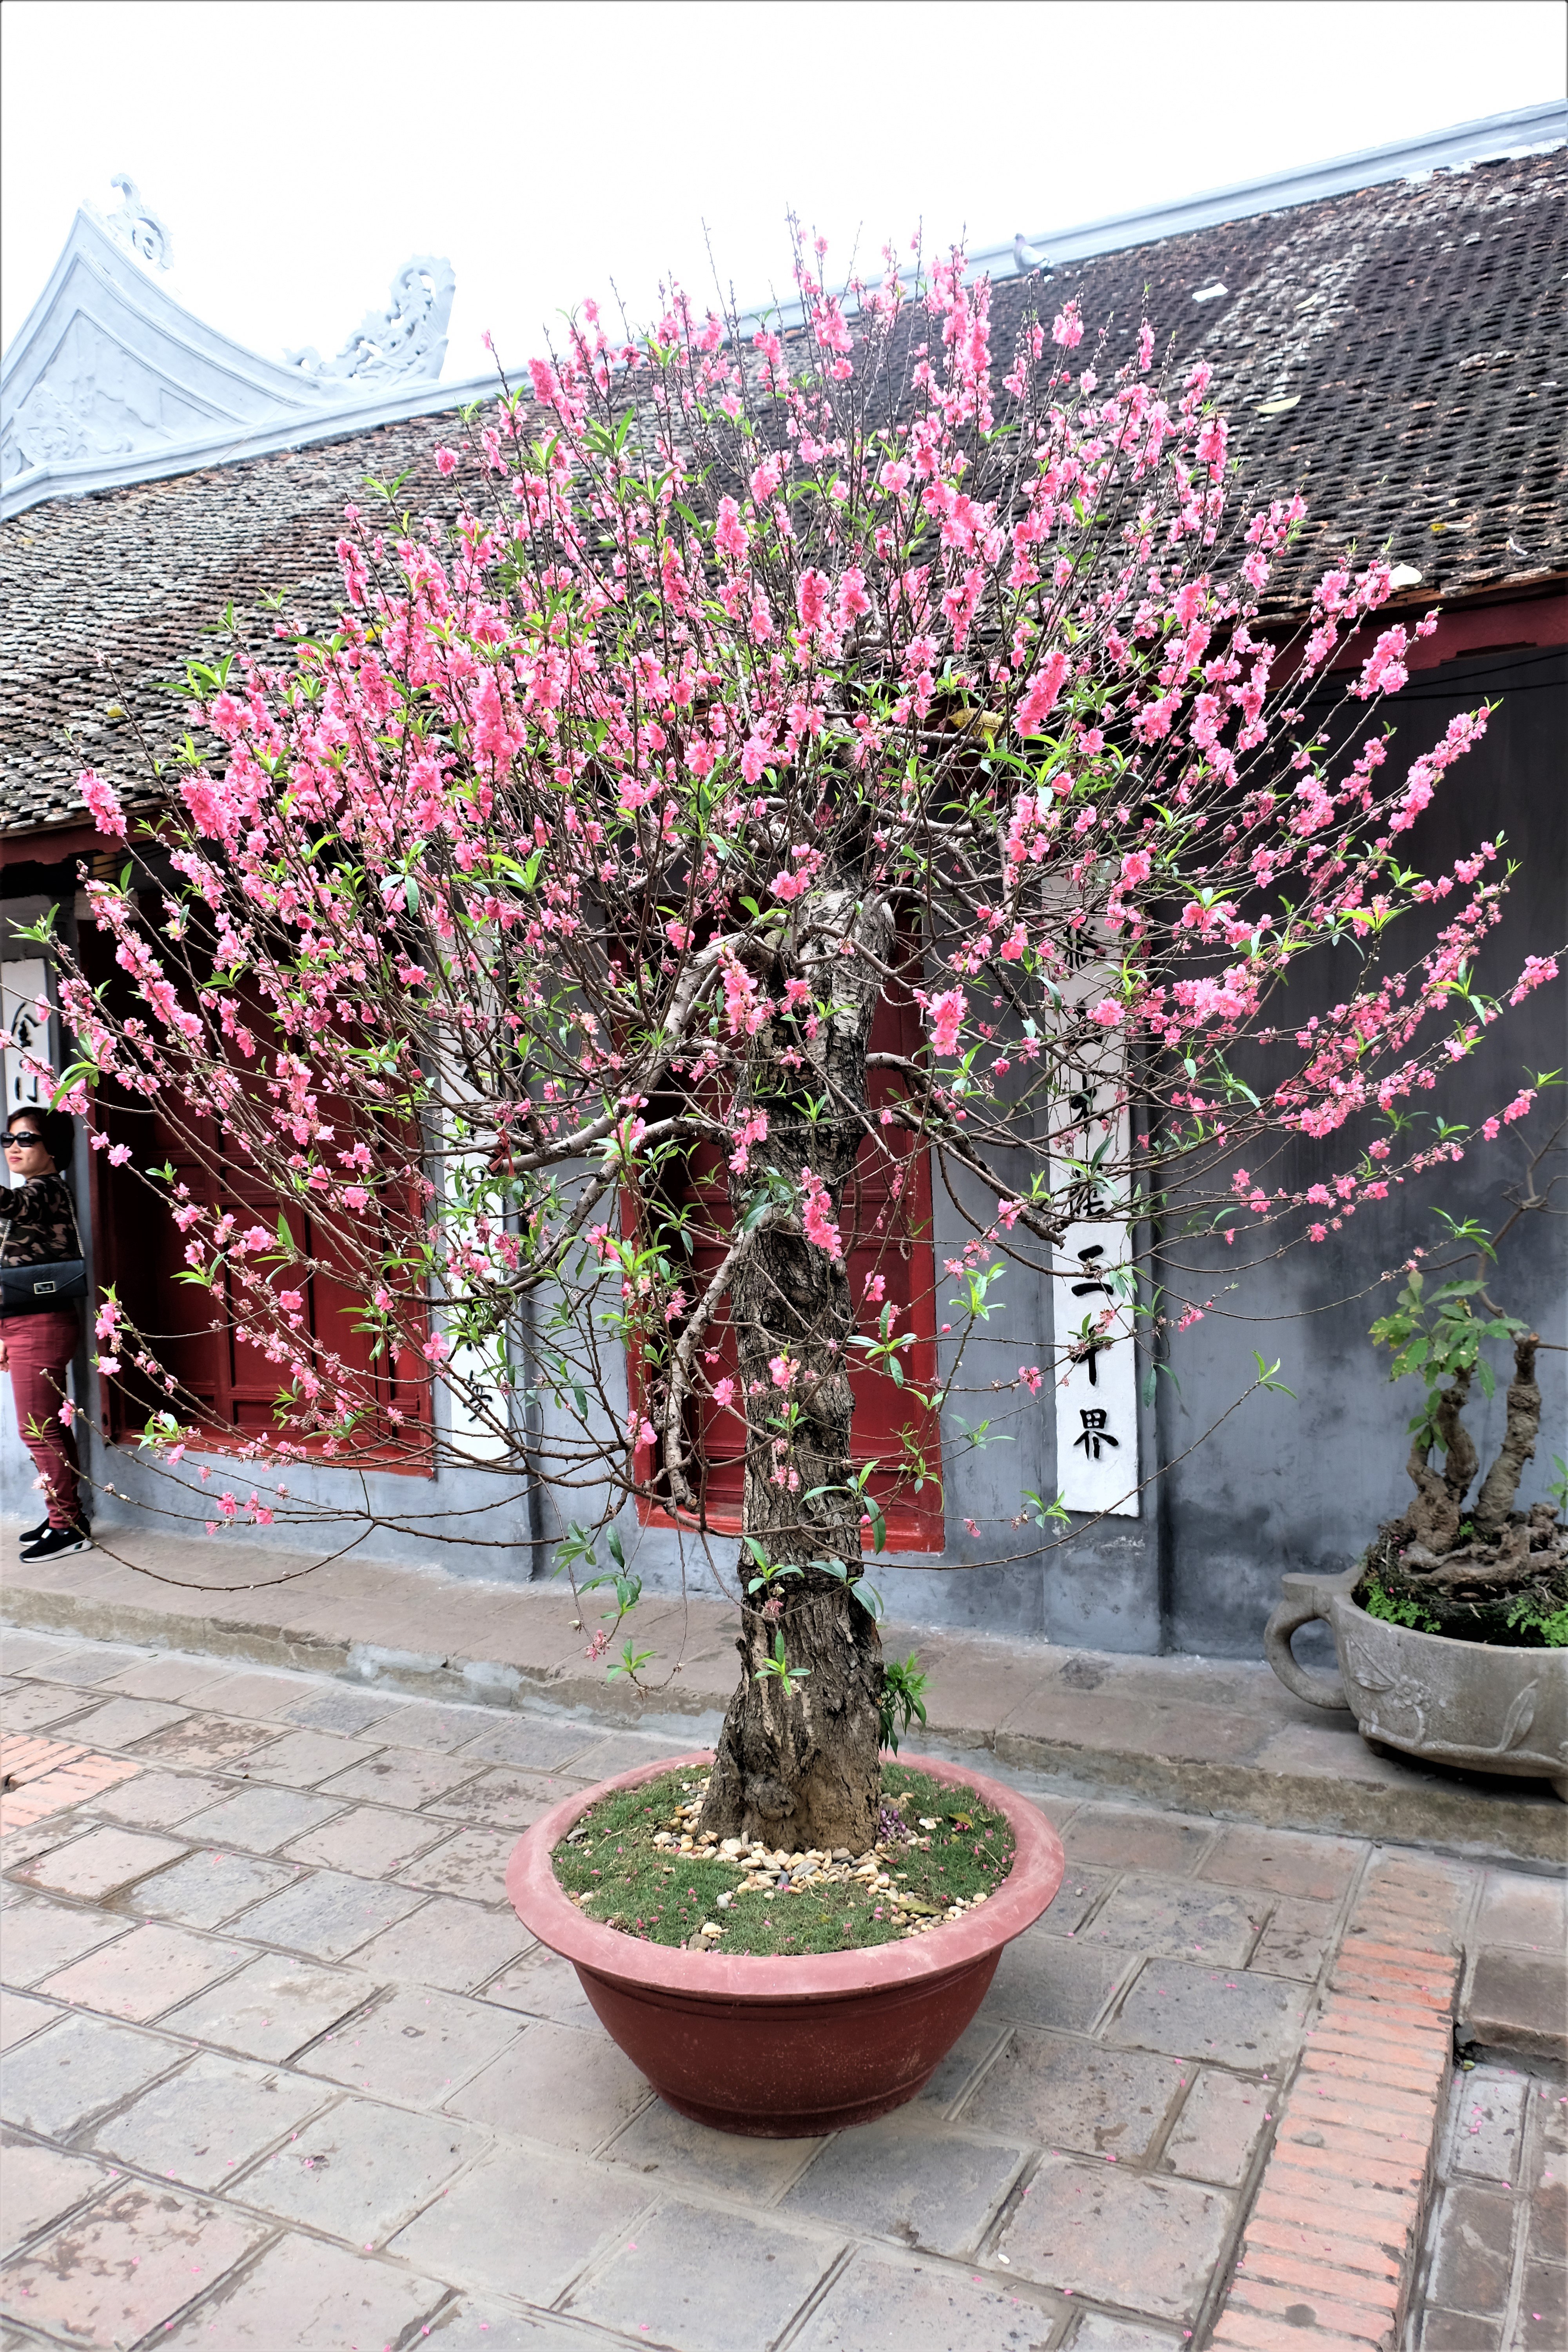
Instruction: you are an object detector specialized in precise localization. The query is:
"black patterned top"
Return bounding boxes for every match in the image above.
[0,1173,79,1269]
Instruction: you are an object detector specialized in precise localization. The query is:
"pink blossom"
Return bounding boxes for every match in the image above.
[927,988,968,1056]
[1052,301,1084,349]
[799,1166,843,1259]
[1089,999,1125,1028]
[1018,1365,1044,1394]
[1014,650,1069,737]
[711,1377,736,1412]
[79,768,127,840]
[434,447,459,477]
[795,570,831,634]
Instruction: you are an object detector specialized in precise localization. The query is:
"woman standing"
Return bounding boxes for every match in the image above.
[1,1106,91,1559]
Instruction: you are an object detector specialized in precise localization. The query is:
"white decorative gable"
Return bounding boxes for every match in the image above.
[2,180,460,519]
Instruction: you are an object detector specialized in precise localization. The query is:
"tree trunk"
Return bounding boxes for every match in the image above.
[1472,1335,1541,1541]
[700,893,892,1854]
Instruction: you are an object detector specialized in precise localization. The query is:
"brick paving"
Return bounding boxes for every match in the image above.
[0,1624,1560,2352]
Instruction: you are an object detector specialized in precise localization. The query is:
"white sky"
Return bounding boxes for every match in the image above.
[3,0,1563,379]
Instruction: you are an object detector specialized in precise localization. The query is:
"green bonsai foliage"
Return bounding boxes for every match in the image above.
[1360,1214,1566,1643]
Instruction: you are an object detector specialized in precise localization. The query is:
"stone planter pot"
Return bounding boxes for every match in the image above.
[505,1748,1064,2137]
[1265,1567,1568,1800]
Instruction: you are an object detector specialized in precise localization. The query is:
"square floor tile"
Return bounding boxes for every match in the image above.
[0,1898,128,1986]
[162,1951,374,2062]
[564,2196,837,2352]
[784,2108,1025,2255]
[1034,1865,1117,1938]
[446,1717,603,1771]
[283,1803,448,1877]
[1198,1825,1361,1904]
[604,2099,820,2200]
[232,2094,485,2243]
[39,1921,245,2022]
[316,1751,491,1810]
[226,1866,426,1960]
[435,1765,570,1831]
[179,1784,345,1853]
[1061,1808,1214,1875]
[1107,1959,1308,2069]
[0,2135,109,2257]
[446,2017,650,2152]
[129,1713,281,1768]
[1159,2067,1272,2188]
[397,1826,515,1903]
[89,1769,230,1829]
[282,1688,397,1736]
[473,1942,598,2027]
[791,2247,1061,2352]
[158,2231,449,2348]
[982,1926,1133,2034]
[131,1847,302,1929]
[233,1728,380,1787]
[10,1824,187,1901]
[0,2013,183,2136]
[53,1696,189,1749]
[0,2177,266,2343]
[87,2049,332,2190]
[956,2028,1185,2158]
[0,1684,99,1734]
[296,1985,520,2105]
[1085,1873,1269,1966]
[387,2141,648,2302]
[168,1670,315,1722]
[996,2153,1232,2321]
[351,1895,530,1995]
[0,1989,60,2053]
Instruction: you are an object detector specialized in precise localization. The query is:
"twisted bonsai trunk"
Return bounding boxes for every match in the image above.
[700,893,892,1854]
[1472,1334,1541,1542]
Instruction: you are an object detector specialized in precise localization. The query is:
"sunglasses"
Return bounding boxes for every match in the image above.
[5,1134,45,1148]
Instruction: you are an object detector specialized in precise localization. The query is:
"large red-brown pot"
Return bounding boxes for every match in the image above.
[505,1749,1065,2137]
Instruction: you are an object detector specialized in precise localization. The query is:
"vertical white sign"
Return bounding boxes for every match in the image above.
[1,960,54,1152]
[1049,1052,1140,1517]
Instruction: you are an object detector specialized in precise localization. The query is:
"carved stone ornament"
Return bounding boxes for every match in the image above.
[103,174,173,270]
[286,256,456,387]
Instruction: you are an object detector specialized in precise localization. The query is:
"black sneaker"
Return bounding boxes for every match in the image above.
[19,1523,93,1563]
[19,1514,89,1546]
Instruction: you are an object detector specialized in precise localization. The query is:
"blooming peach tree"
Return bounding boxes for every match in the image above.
[50,235,1557,1850]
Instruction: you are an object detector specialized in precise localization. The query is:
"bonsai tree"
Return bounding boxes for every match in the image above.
[1363,1207,1567,1644]
[45,234,1559,1851]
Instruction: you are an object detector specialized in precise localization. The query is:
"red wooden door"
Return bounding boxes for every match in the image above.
[634,987,944,1550]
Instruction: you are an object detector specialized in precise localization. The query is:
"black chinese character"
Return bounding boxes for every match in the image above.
[1074,1408,1119,1459]
[1071,1244,1113,1299]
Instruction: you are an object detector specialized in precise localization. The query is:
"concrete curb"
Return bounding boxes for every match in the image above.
[4,1565,1565,1868]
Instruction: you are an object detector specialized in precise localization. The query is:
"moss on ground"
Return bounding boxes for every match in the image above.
[550,1764,1015,1956]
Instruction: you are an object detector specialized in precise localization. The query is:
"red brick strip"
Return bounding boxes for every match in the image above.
[0,1733,138,1833]
[1209,1857,1464,2352]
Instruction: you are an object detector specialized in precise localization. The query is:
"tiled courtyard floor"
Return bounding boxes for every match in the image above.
[1,1626,1562,2351]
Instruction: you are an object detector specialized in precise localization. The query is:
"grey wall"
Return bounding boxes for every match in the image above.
[6,639,1561,1662]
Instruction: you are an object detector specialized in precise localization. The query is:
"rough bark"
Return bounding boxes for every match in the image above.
[1405,1435,1462,1552]
[1434,1365,1479,1503]
[1472,1334,1541,1541]
[700,891,893,1853]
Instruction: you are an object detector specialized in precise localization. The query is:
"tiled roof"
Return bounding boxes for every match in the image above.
[3,148,1564,841]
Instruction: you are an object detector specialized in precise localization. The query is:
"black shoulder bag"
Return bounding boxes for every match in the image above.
[0,1184,88,1314]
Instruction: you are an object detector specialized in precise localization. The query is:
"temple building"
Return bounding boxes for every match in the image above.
[2,115,1564,1655]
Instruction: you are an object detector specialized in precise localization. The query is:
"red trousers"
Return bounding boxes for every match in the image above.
[4,1309,82,1528]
